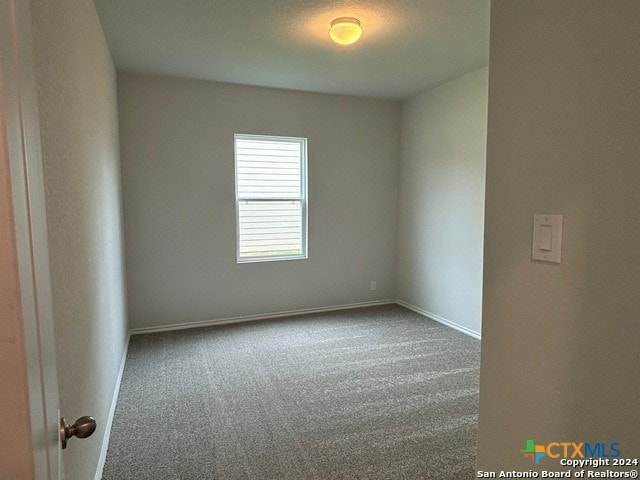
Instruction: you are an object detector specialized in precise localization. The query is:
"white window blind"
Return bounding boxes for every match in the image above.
[234,134,308,262]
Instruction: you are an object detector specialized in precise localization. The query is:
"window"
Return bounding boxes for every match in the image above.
[234,134,308,262]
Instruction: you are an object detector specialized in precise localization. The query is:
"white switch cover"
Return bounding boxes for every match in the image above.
[532,214,563,264]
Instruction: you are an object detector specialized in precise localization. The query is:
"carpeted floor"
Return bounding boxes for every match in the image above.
[102,305,480,479]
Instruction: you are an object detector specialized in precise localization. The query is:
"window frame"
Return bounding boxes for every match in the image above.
[234,133,308,264]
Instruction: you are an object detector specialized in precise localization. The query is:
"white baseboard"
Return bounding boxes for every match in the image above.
[94,333,130,480]
[129,299,396,335]
[394,299,481,339]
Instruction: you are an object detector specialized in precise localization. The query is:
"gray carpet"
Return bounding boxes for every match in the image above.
[102,305,480,479]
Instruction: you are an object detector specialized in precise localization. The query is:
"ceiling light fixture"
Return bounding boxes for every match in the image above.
[329,17,363,46]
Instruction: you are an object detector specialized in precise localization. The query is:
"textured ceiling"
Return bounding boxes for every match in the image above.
[93,0,490,100]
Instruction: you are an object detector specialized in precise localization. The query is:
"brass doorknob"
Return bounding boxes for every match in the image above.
[60,416,96,449]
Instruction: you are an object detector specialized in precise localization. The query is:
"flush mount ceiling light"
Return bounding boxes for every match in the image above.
[329,17,363,46]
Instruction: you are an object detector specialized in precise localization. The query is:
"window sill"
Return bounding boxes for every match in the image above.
[236,254,308,264]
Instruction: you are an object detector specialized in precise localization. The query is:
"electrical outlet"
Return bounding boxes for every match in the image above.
[370,281,377,291]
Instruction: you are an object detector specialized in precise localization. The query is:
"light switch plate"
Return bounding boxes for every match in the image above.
[532,214,563,264]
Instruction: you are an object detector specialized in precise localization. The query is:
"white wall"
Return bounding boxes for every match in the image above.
[30,0,128,478]
[117,73,400,329]
[478,0,640,470]
[396,67,488,336]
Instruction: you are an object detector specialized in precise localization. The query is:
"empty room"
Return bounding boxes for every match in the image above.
[2,1,639,480]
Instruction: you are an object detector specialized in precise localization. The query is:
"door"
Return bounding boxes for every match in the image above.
[1,1,62,477]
